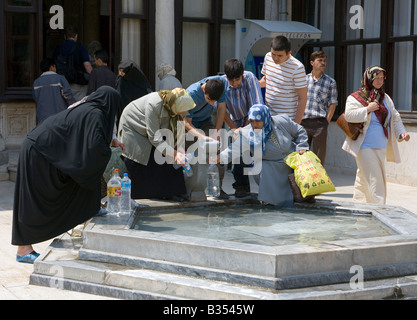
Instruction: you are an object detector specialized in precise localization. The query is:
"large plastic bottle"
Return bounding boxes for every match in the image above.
[120,173,132,213]
[206,163,220,197]
[107,169,121,214]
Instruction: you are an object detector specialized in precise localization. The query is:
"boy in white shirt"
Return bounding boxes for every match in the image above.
[260,36,308,124]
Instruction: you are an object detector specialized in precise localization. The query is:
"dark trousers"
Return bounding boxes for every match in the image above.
[301,117,329,165]
[232,161,250,191]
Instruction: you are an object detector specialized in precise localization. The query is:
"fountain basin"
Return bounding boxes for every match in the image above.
[76,200,417,290]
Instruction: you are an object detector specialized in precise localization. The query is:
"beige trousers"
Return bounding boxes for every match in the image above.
[70,84,88,102]
[353,148,387,205]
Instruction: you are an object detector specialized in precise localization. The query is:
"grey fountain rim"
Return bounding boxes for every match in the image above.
[77,199,417,289]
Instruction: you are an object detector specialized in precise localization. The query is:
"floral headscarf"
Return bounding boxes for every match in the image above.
[158,88,195,147]
[248,104,273,154]
[353,66,389,138]
[360,65,386,104]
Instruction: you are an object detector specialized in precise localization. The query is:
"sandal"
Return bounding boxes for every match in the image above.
[16,251,40,264]
[97,208,109,216]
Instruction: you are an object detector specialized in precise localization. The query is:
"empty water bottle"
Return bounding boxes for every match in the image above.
[206,164,220,197]
[107,169,121,214]
[120,173,132,213]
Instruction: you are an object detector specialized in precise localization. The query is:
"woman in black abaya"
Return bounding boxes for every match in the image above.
[116,60,153,109]
[12,86,121,264]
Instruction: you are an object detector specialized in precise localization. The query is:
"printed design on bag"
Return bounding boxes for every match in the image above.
[284,151,336,198]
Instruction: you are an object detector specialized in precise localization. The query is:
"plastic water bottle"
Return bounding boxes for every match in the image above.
[183,157,193,178]
[173,153,194,178]
[120,173,132,213]
[206,164,220,197]
[107,169,121,214]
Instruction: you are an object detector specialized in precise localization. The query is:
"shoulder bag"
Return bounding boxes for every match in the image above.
[336,113,363,141]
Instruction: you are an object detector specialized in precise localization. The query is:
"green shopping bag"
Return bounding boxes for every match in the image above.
[103,147,127,182]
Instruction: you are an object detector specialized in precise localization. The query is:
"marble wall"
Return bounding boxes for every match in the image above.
[0,101,36,180]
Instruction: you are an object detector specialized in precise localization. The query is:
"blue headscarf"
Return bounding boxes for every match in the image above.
[248,104,273,154]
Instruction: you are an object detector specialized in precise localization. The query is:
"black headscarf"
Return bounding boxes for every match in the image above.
[116,60,153,109]
[27,86,122,190]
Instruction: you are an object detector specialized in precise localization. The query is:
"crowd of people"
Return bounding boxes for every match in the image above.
[13,25,410,264]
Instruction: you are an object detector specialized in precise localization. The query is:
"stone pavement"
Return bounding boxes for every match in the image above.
[1,169,417,300]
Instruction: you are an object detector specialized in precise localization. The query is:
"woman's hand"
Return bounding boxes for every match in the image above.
[298,150,307,155]
[367,102,380,114]
[400,133,411,142]
[111,139,126,152]
[174,151,187,167]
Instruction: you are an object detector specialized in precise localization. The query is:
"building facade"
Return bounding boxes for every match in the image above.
[1,0,416,184]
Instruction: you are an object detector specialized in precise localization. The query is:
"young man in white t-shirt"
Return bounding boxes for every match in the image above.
[260,36,308,124]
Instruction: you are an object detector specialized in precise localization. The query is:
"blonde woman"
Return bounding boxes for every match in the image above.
[118,88,195,200]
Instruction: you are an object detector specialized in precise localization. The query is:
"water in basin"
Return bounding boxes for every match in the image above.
[132,205,394,246]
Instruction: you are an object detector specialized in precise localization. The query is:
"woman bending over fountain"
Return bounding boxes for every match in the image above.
[342,66,410,205]
[118,88,196,200]
[12,87,122,264]
[219,104,309,207]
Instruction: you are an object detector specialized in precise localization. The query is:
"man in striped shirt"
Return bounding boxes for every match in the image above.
[301,51,338,165]
[260,36,308,124]
[222,58,264,198]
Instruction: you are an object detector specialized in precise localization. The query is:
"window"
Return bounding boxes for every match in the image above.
[120,0,144,64]
[1,0,39,98]
[295,0,417,122]
[391,0,417,112]
[298,0,337,91]
[176,0,264,88]
[115,0,155,88]
[6,12,35,88]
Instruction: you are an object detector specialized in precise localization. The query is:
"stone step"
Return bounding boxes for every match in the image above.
[78,248,279,290]
[29,235,417,300]
[30,244,417,300]
[31,245,279,300]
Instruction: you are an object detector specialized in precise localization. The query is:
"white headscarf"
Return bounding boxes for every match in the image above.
[157,63,177,80]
